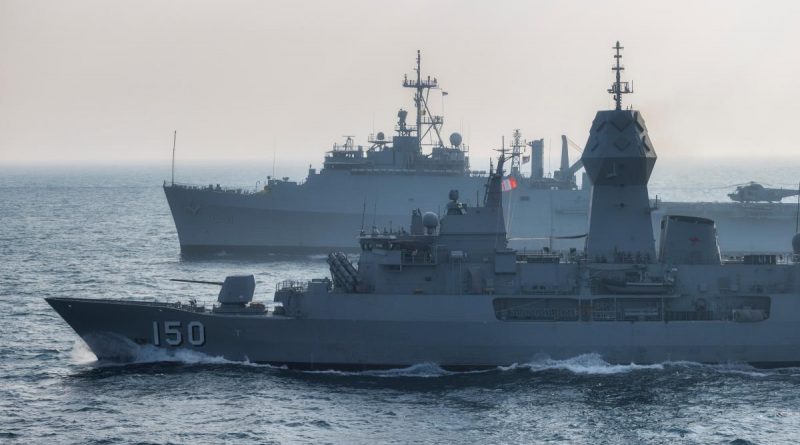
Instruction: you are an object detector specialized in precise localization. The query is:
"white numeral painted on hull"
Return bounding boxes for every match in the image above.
[152,321,160,346]
[164,321,182,346]
[152,321,206,347]
[187,321,205,346]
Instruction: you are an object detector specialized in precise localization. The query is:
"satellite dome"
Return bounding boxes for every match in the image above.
[422,212,439,229]
[793,232,800,254]
[377,132,385,141]
[449,132,463,147]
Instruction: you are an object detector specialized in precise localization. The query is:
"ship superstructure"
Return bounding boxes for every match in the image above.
[321,51,469,175]
[50,44,800,369]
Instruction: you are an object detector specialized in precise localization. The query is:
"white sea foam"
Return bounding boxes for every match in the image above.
[664,360,769,377]
[130,345,232,365]
[504,353,665,375]
[126,346,290,370]
[69,339,98,364]
[508,354,779,377]
[71,340,271,369]
[69,340,784,378]
[302,362,458,378]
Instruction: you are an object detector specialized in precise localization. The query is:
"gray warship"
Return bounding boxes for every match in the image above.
[49,44,800,369]
[164,51,493,254]
[163,53,799,255]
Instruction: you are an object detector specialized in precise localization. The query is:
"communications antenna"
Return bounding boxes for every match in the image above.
[402,50,444,147]
[795,182,799,233]
[608,41,633,110]
[171,130,177,185]
[509,129,526,176]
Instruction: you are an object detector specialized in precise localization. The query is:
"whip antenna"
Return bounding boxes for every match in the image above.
[171,130,177,185]
[795,181,799,233]
[170,278,224,286]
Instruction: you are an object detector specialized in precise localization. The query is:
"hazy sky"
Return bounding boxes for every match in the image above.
[2,0,799,169]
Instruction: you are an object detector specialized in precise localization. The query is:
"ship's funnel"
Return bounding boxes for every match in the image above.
[658,215,721,265]
[530,139,544,179]
[552,136,571,182]
[560,135,570,173]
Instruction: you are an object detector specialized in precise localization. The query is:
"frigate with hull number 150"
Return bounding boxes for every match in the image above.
[49,43,800,369]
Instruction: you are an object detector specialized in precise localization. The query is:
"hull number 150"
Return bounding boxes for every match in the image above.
[152,321,205,346]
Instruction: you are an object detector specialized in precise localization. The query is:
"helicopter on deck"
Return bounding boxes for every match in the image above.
[728,182,799,203]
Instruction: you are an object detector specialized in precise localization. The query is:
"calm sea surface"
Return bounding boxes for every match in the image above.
[1,159,799,444]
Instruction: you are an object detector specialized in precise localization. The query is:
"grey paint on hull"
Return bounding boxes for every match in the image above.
[165,184,800,254]
[46,296,800,369]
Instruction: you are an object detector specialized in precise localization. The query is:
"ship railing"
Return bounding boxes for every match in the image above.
[401,251,437,265]
[496,307,579,322]
[164,181,290,195]
[517,253,562,264]
[590,309,618,321]
[721,253,796,265]
[349,168,467,176]
[160,299,212,312]
[403,78,438,89]
[420,115,443,126]
[276,280,308,293]
[394,124,418,133]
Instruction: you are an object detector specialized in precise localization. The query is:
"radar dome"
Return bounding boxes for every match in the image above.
[377,132,385,141]
[793,232,800,254]
[422,212,439,229]
[449,132,463,147]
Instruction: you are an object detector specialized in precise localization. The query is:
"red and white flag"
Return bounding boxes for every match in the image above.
[501,176,518,192]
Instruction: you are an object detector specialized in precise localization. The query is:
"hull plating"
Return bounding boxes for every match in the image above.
[165,184,800,254]
[46,296,800,369]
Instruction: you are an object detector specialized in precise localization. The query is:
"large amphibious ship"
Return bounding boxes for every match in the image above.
[163,52,799,255]
[50,44,800,368]
[165,51,492,253]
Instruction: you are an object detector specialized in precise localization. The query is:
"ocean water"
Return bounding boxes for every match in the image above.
[2,160,800,444]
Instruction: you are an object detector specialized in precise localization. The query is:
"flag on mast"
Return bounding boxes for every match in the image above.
[501,176,518,192]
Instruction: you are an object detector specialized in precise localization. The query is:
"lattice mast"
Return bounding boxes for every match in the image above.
[509,129,526,176]
[402,50,444,147]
